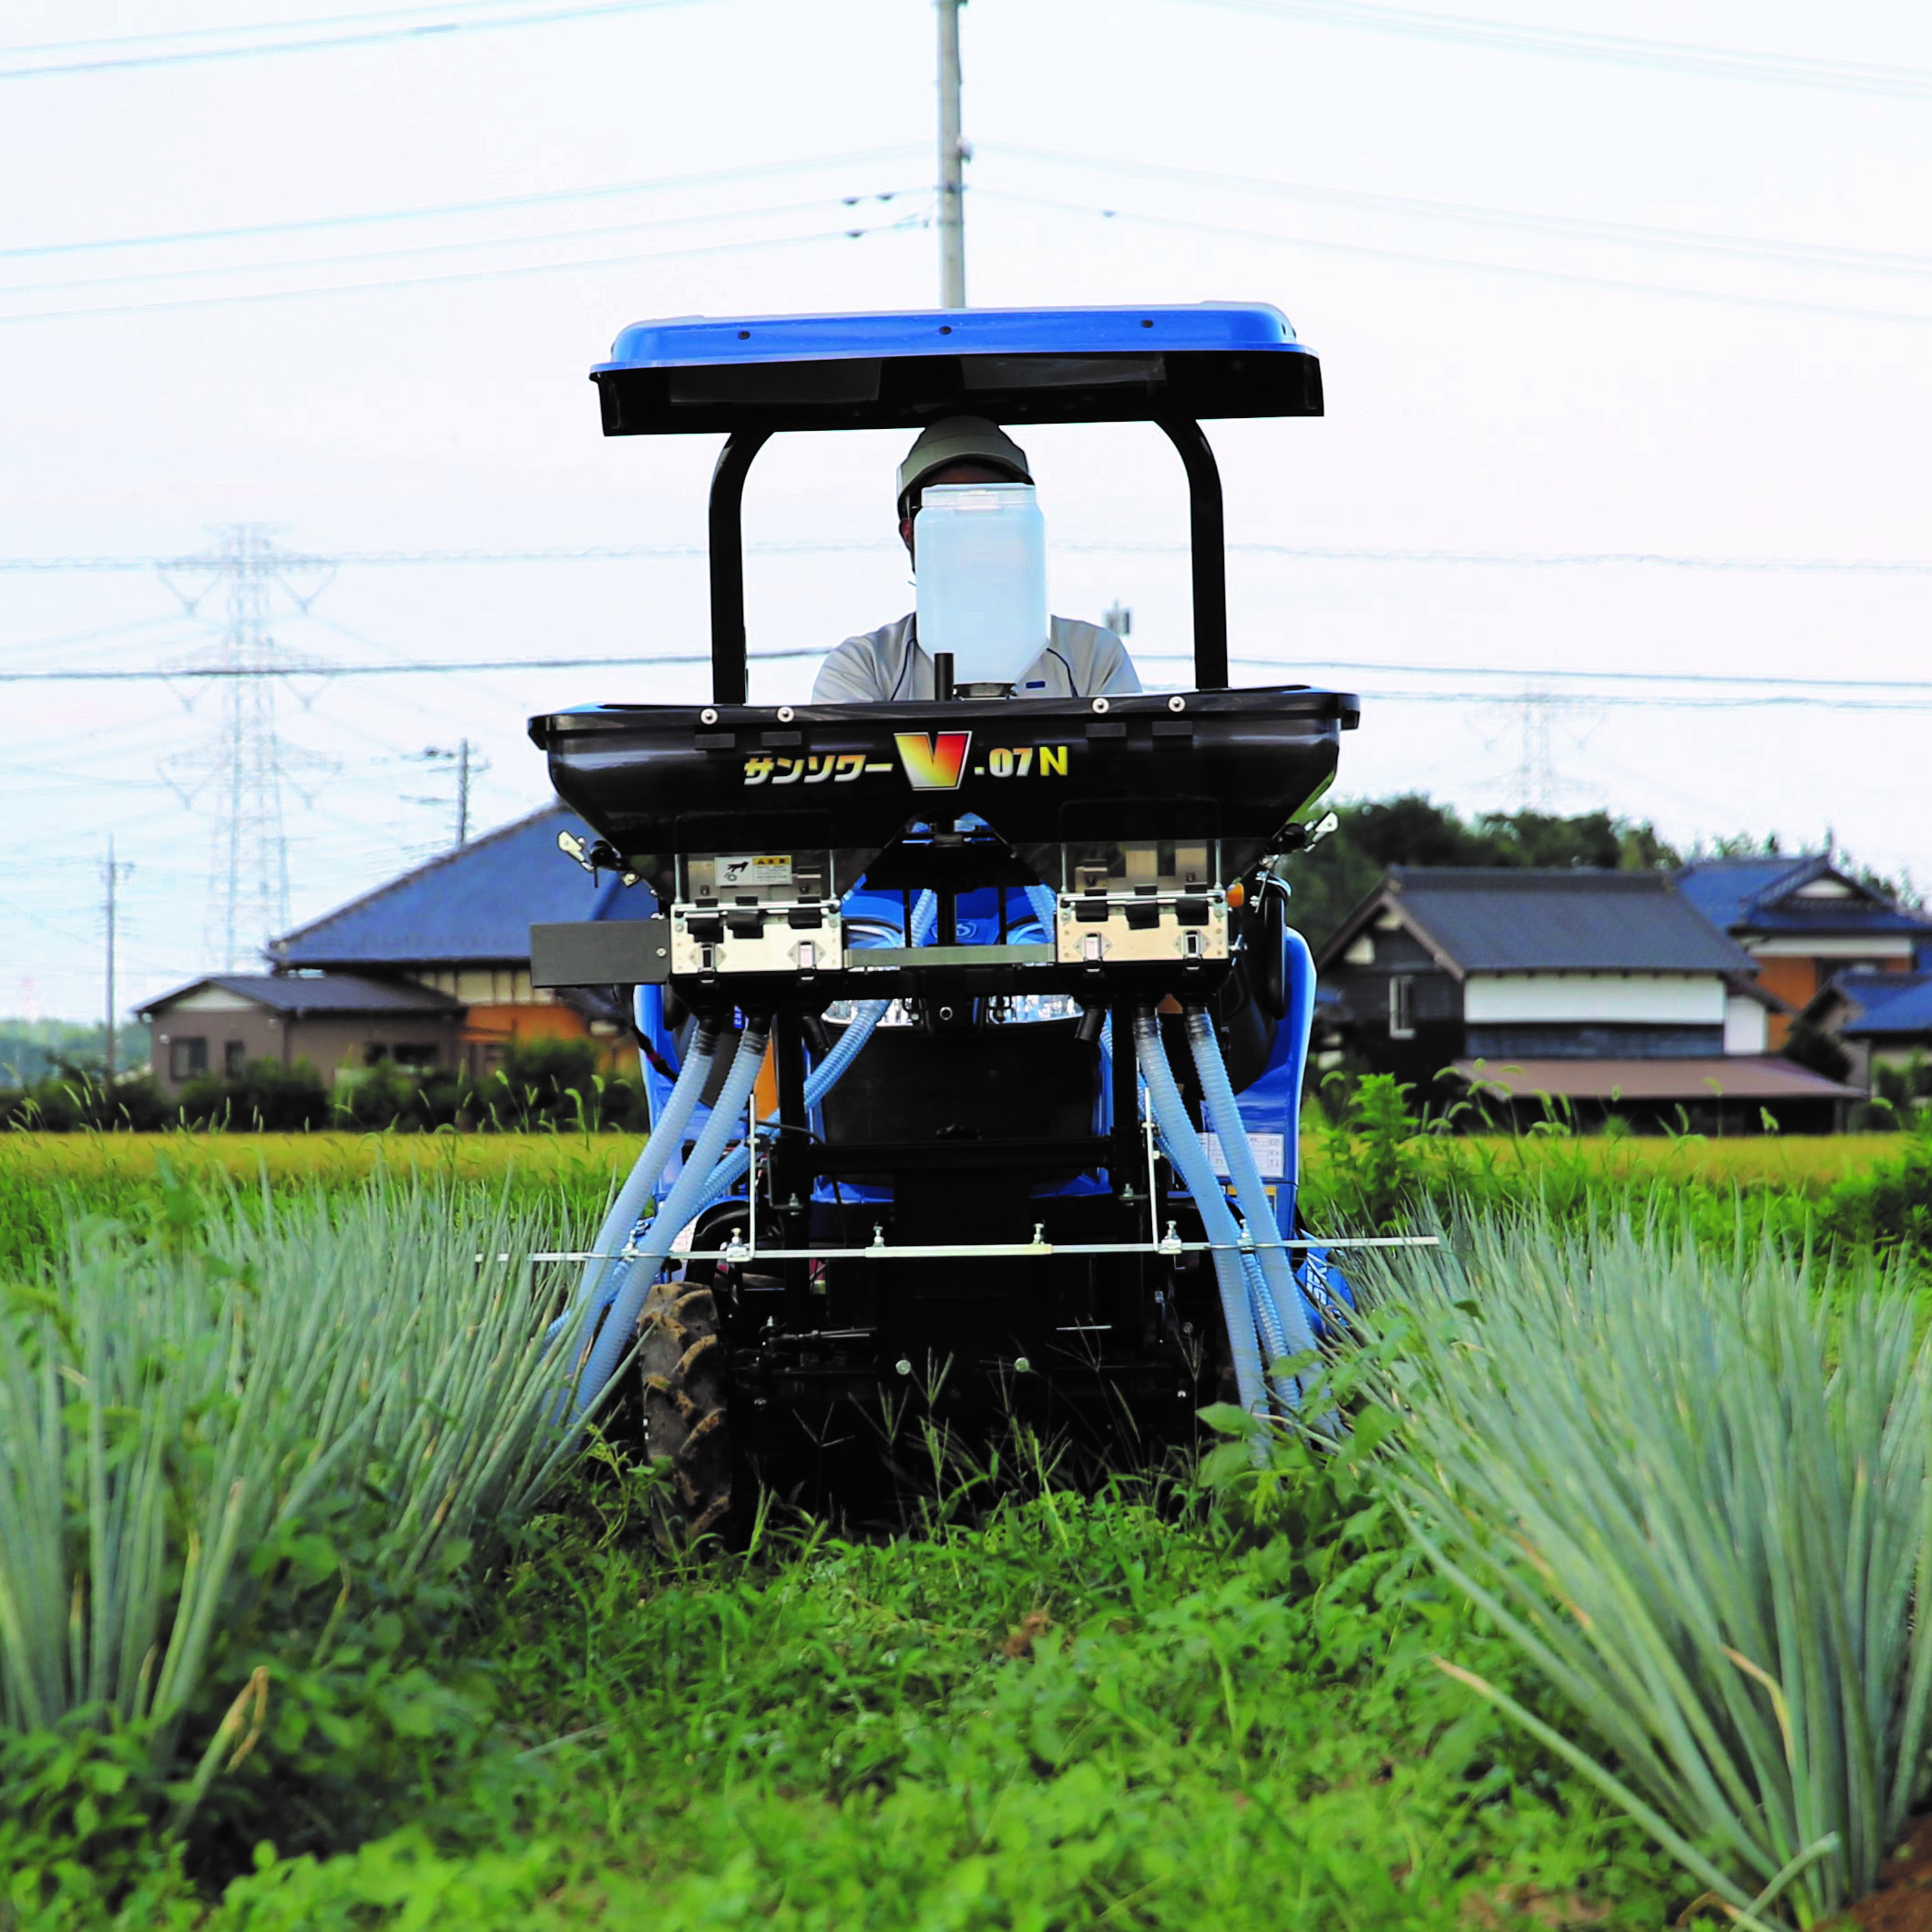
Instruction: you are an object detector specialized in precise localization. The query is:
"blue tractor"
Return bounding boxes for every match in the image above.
[529,303,1357,1536]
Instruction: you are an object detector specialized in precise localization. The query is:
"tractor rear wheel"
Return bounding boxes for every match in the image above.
[637,1280,734,1548]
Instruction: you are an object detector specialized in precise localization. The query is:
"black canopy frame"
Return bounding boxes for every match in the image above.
[700,412,1232,706]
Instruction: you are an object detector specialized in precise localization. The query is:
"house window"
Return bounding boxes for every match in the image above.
[1389,976,1416,1039]
[223,1040,247,1078]
[169,1037,209,1080]
[393,1043,437,1069]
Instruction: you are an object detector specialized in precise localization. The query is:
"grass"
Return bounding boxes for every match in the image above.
[5,1151,1931,1927]
[0,1133,623,1280]
[0,1126,1911,1283]
[45,1461,1686,1931]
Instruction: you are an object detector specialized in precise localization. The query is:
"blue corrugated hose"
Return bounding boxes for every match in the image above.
[1184,1007,1321,1392]
[568,1019,770,1425]
[1133,1007,1269,1441]
[554,1011,721,1347]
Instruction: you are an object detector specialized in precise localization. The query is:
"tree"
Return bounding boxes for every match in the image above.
[1284,794,1682,950]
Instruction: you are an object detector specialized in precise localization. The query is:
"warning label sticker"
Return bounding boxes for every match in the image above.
[714,854,793,891]
[1200,1130,1286,1181]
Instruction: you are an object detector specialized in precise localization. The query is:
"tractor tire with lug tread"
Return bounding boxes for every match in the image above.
[638,1280,734,1547]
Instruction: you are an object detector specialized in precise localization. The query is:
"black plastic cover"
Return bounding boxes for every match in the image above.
[528,687,1356,895]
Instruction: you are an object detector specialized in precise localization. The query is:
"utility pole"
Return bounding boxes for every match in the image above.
[100,838,131,1081]
[411,740,487,849]
[937,0,967,307]
[455,737,472,846]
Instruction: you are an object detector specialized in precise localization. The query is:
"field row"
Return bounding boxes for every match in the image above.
[0,1125,1901,1193]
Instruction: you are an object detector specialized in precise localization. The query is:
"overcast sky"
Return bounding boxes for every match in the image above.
[3,0,1929,1022]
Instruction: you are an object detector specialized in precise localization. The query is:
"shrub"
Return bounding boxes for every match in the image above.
[1783,1017,1854,1087]
[0,1067,169,1132]
[1820,1134,1932,1257]
[178,1059,330,1131]
[1311,1071,1427,1229]
[331,1060,425,1131]
[477,1038,640,1130]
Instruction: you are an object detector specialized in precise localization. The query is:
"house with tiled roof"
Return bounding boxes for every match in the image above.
[138,974,465,1095]
[1674,854,1932,1048]
[263,801,659,1082]
[1797,970,1932,1092]
[1315,868,1859,1130]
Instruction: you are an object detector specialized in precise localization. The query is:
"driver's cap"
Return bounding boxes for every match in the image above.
[897,415,1032,515]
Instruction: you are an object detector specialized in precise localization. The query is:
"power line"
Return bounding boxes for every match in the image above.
[11,0,1923,100]
[986,144,1932,282]
[6,648,1931,707]
[0,0,715,82]
[0,187,925,302]
[1155,0,1932,101]
[1216,655,1932,693]
[0,147,925,264]
[0,649,817,682]
[974,188,1932,332]
[5,0,674,57]
[1146,657,1932,711]
[6,540,1932,575]
[0,210,927,329]
[1205,545,1932,575]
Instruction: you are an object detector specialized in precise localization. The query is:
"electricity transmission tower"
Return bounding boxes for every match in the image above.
[1515,686,1556,813]
[160,526,332,971]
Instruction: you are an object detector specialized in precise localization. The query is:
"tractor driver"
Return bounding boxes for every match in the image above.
[811,415,1141,703]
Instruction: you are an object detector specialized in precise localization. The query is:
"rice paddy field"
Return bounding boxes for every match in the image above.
[0,1128,1908,1277]
[3,1123,1931,1929]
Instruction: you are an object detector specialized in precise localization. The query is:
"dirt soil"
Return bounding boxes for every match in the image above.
[1837,1815,1932,1932]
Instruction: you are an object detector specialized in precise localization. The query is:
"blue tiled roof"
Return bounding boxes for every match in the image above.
[1673,858,1809,932]
[1825,970,1932,1039]
[1675,855,1932,938]
[1384,869,1755,975]
[273,803,657,968]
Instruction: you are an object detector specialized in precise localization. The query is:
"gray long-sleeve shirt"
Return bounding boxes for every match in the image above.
[811,613,1141,704]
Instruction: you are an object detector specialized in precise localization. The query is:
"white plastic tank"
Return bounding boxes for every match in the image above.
[913,482,1048,690]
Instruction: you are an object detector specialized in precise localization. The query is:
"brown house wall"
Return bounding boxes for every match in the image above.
[1753,957,1817,1047]
[150,1008,285,1089]
[149,1006,465,1095]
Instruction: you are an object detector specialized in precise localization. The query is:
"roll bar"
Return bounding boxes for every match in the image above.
[706,414,1229,705]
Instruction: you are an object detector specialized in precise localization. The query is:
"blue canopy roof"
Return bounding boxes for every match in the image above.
[590,302,1322,435]
[598,302,1302,373]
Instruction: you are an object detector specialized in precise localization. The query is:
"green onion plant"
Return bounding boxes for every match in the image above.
[0,1180,582,1833]
[1350,1214,1932,1927]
